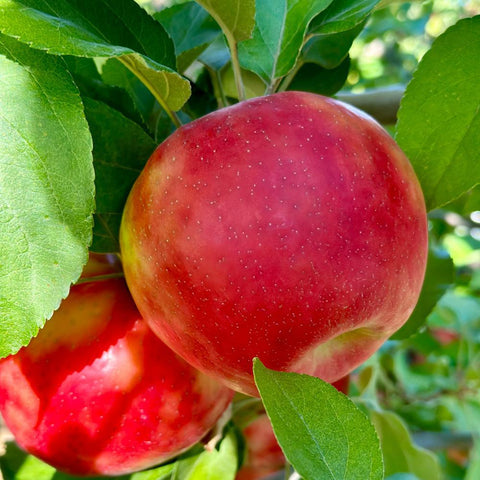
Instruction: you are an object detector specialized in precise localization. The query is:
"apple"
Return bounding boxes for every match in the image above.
[236,376,349,480]
[120,91,428,397]
[236,413,285,480]
[0,255,233,476]
[430,327,460,346]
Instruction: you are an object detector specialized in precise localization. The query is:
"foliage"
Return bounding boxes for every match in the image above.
[0,0,479,479]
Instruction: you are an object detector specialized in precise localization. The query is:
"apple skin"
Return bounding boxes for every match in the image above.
[236,376,349,480]
[120,91,428,397]
[236,413,285,480]
[0,256,233,476]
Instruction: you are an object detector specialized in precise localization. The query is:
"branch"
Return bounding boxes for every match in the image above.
[413,431,474,451]
[336,84,405,125]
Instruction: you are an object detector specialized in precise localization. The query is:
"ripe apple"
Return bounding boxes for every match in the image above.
[331,374,350,396]
[236,376,349,480]
[236,413,285,480]
[120,91,428,397]
[0,255,233,476]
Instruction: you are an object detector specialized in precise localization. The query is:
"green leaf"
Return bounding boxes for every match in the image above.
[465,441,480,480]
[194,0,255,43]
[462,185,480,212]
[173,427,238,480]
[0,35,94,358]
[395,16,480,210]
[391,247,455,339]
[309,0,380,34]
[0,441,178,480]
[0,0,175,64]
[155,2,221,73]
[194,0,255,102]
[0,442,129,480]
[64,56,103,83]
[238,0,334,87]
[370,410,442,480]
[253,359,383,480]
[199,36,230,71]
[83,98,156,253]
[131,463,176,480]
[287,56,350,97]
[101,58,157,128]
[302,21,365,69]
[66,57,147,130]
[386,475,420,480]
[445,184,480,216]
[0,0,190,111]
[221,65,266,99]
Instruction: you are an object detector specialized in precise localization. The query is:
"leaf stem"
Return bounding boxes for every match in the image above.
[226,34,246,102]
[207,66,228,108]
[275,34,312,94]
[119,57,183,129]
[276,59,304,93]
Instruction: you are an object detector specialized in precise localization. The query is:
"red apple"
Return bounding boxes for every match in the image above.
[236,413,285,480]
[331,375,350,396]
[0,255,233,476]
[120,91,428,397]
[236,376,349,480]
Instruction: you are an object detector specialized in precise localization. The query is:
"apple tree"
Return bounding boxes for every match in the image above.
[0,1,479,479]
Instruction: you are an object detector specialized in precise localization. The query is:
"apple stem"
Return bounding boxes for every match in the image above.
[205,403,233,451]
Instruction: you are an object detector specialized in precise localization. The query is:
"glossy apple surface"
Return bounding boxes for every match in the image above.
[120,91,428,396]
[0,256,233,476]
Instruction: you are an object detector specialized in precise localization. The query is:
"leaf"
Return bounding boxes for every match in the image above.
[131,463,176,480]
[287,56,350,97]
[155,2,221,73]
[238,0,334,87]
[0,0,190,111]
[65,57,147,130]
[83,98,156,253]
[101,58,157,128]
[220,65,266,99]
[462,185,480,212]
[194,0,255,43]
[395,16,480,210]
[302,21,365,69]
[391,247,455,339]
[465,441,480,480]
[173,427,238,480]
[370,410,442,480]
[253,359,383,480]
[309,0,380,34]
[64,56,103,83]
[0,441,176,480]
[386,475,420,480]
[0,35,94,358]
[0,442,90,480]
[199,35,231,71]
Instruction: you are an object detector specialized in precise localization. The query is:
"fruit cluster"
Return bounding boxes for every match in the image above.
[0,92,428,477]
